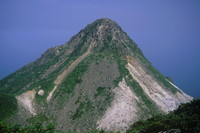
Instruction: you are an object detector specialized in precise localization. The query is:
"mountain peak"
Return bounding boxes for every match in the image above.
[94,18,115,23]
[0,18,192,133]
[92,18,118,26]
[81,18,121,38]
[70,18,140,56]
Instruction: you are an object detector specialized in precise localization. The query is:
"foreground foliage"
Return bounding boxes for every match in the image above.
[127,99,200,133]
[0,93,17,120]
[0,99,199,133]
[0,121,114,133]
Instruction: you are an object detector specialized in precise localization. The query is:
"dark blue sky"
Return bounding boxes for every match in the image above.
[0,0,200,98]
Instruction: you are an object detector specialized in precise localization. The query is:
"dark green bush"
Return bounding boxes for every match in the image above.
[127,99,200,133]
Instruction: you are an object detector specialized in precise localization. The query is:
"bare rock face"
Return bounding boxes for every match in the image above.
[38,90,44,96]
[16,90,36,115]
[97,79,140,132]
[0,18,192,132]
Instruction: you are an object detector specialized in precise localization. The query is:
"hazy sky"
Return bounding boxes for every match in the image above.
[0,0,200,98]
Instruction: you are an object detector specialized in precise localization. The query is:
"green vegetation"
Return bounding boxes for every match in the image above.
[136,54,178,94]
[1,100,198,133]
[126,39,144,59]
[0,93,17,120]
[55,55,94,107]
[146,63,178,93]
[94,86,113,110]
[0,49,63,95]
[70,33,89,57]
[0,31,93,101]
[1,113,56,133]
[26,113,51,124]
[127,99,200,133]
[0,120,57,133]
[60,63,87,94]
[34,56,80,104]
[112,52,160,116]
[112,54,129,86]
[0,120,115,133]
[94,87,107,98]
[125,75,160,116]
[71,98,94,120]
[0,120,116,133]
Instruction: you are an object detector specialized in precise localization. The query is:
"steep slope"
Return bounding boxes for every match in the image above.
[0,18,192,132]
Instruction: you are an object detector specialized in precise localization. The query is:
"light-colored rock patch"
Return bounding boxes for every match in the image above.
[127,60,192,113]
[16,89,36,115]
[47,86,58,102]
[97,79,140,133]
[46,43,94,102]
[97,25,105,40]
[167,80,193,102]
[38,89,44,96]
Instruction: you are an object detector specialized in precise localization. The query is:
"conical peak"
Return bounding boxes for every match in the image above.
[95,18,114,22]
[88,18,121,32]
[67,18,123,47]
[67,18,142,57]
[80,18,123,42]
[92,18,118,26]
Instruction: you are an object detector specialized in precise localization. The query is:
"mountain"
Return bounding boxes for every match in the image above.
[0,18,192,133]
